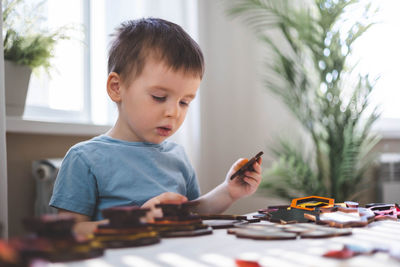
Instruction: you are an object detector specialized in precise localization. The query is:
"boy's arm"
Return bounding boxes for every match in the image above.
[192,158,262,214]
[58,209,108,237]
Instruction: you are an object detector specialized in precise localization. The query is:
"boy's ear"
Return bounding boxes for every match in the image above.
[107,72,122,102]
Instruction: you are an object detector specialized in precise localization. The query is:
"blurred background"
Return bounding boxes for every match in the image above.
[1,0,399,238]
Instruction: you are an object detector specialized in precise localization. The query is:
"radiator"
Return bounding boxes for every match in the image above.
[378,153,400,203]
[32,158,63,216]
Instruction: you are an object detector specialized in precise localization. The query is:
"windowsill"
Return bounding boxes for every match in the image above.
[5,116,400,139]
[6,116,112,136]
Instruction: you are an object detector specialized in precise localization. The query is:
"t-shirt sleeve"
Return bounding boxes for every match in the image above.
[49,148,98,217]
[186,169,200,200]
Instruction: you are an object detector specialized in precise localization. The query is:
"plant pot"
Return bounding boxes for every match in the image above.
[4,60,32,117]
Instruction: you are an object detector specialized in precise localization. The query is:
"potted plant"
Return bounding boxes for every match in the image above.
[226,0,380,202]
[2,0,67,116]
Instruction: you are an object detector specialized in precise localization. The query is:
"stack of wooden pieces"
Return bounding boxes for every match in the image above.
[94,206,160,248]
[10,214,103,264]
[151,203,212,237]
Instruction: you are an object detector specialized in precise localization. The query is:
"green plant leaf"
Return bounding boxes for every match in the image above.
[226,0,380,202]
[2,0,70,71]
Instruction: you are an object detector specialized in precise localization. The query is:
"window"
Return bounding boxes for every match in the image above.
[24,0,199,126]
[349,0,400,134]
[24,0,88,123]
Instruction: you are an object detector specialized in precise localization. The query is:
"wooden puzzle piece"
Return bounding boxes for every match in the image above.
[304,207,374,227]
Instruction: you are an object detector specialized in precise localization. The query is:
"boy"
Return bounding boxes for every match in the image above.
[50,18,262,235]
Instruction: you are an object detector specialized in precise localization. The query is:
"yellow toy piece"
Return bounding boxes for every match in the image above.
[291,196,335,211]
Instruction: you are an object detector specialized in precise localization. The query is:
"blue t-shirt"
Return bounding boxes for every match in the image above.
[49,135,200,220]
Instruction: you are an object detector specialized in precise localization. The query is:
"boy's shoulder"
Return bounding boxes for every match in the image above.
[66,135,121,160]
[68,135,106,152]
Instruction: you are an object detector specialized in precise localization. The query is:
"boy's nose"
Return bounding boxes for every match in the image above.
[165,102,180,118]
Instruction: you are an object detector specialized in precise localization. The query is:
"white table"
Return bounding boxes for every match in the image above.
[41,220,400,267]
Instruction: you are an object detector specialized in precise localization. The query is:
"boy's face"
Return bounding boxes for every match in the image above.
[108,57,201,144]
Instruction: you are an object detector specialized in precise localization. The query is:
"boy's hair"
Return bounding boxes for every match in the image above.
[108,18,205,82]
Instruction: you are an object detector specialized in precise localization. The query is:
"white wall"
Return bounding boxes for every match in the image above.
[0,0,9,238]
[196,0,301,213]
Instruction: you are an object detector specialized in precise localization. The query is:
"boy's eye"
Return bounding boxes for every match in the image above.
[180,101,189,106]
[152,95,166,102]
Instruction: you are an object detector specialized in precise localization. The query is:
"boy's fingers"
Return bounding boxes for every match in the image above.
[142,192,187,210]
[251,162,262,174]
[244,170,261,180]
[250,164,261,175]
[143,192,188,222]
[243,177,259,187]
[159,192,188,204]
[151,208,163,217]
[141,199,159,209]
[243,174,260,183]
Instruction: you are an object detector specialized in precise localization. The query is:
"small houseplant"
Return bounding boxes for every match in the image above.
[226,0,380,202]
[2,0,67,116]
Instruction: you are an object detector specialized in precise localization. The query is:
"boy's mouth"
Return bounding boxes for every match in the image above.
[156,126,172,136]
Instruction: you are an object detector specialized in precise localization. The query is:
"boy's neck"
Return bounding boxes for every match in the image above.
[106,119,141,142]
[105,121,165,145]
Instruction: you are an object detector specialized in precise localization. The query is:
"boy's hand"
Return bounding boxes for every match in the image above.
[73,220,108,238]
[141,192,188,221]
[225,157,262,200]
[58,209,108,237]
